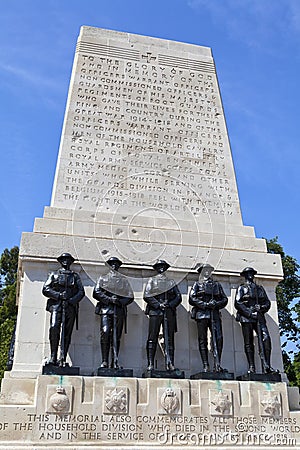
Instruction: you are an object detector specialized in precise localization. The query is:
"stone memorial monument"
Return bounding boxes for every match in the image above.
[0,26,299,448]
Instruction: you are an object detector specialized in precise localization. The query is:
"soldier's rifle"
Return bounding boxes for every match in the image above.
[209,285,220,371]
[162,293,172,370]
[59,271,68,367]
[112,296,119,369]
[254,284,267,373]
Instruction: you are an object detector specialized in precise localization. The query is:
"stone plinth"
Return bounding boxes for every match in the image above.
[0,375,299,448]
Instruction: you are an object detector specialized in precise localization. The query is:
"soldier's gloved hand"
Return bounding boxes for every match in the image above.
[208,300,216,309]
[254,304,261,311]
[59,292,68,301]
[111,295,120,305]
[160,303,168,311]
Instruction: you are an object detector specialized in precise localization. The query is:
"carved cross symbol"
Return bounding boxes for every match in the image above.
[105,388,127,413]
[141,52,157,63]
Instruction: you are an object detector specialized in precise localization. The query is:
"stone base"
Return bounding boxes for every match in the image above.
[0,374,299,448]
[237,372,282,382]
[42,363,80,375]
[190,371,234,380]
[97,367,133,377]
[142,368,185,378]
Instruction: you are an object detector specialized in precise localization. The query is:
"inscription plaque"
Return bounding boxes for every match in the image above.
[0,377,298,448]
[51,27,242,225]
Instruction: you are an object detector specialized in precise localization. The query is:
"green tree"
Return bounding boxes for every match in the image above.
[0,246,19,380]
[282,351,300,387]
[266,237,300,387]
[291,352,300,387]
[0,246,19,286]
[266,237,300,349]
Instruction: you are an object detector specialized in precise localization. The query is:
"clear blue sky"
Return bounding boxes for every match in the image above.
[1,0,300,265]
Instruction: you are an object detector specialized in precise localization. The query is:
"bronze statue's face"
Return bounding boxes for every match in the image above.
[156,265,167,274]
[202,267,213,279]
[60,257,72,269]
[109,262,120,271]
[244,271,255,282]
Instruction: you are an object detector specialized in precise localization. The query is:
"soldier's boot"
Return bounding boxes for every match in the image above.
[166,346,175,371]
[147,340,156,370]
[199,348,210,372]
[213,340,223,372]
[100,342,110,368]
[111,340,121,369]
[49,328,59,365]
[63,336,72,363]
[245,350,256,373]
[263,340,277,373]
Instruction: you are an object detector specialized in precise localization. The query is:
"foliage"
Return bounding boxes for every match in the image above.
[0,319,16,377]
[0,246,19,287]
[266,237,300,350]
[266,237,300,387]
[0,246,19,380]
[291,352,300,387]
[283,351,300,387]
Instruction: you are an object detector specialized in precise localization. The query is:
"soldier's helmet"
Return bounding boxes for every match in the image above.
[57,253,75,264]
[106,257,123,268]
[240,267,257,277]
[195,263,214,273]
[153,260,170,271]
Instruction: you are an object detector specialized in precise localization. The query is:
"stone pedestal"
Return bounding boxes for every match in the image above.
[190,371,234,380]
[142,368,185,379]
[42,363,80,376]
[237,372,282,382]
[0,374,299,448]
[97,368,133,377]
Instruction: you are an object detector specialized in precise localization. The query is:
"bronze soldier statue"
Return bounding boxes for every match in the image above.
[144,260,182,371]
[42,253,85,366]
[235,267,277,374]
[189,264,228,372]
[93,257,134,369]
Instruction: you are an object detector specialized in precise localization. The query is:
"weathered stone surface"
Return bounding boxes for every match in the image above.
[51,27,241,227]
[0,375,299,448]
